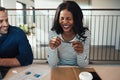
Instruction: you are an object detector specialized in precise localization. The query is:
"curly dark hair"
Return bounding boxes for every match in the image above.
[51,1,88,41]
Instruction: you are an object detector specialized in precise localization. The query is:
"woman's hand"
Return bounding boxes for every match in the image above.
[72,41,83,54]
[49,36,61,49]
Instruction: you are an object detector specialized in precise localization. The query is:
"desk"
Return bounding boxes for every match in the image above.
[51,67,99,80]
[3,64,120,80]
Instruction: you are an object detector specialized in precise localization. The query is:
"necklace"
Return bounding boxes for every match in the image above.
[62,33,75,42]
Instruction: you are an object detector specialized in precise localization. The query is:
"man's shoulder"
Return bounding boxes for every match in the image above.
[9,25,24,33]
[9,25,21,30]
[8,26,25,37]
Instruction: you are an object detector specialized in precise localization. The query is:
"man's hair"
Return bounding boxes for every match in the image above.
[0,6,6,11]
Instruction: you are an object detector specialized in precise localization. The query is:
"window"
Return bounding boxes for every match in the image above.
[16,1,26,25]
[29,6,35,23]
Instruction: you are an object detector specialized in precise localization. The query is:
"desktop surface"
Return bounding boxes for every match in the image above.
[51,67,101,80]
[3,64,120,80]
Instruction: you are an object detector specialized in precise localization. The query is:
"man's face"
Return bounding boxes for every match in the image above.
[0,11,9,34]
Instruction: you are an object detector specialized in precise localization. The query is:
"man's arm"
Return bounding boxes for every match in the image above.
[0,58,21,67]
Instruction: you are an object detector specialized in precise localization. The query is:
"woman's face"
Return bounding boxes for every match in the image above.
[59,9,74,33]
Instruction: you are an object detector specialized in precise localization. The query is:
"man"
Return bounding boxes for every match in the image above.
[0,6,33,77]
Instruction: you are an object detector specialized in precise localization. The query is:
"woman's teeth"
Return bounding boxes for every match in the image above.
[64,26,69,28]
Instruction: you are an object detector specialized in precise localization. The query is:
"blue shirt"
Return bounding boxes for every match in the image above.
[0,25,33,66]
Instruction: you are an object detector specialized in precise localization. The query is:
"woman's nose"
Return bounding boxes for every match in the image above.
[63,19,68,24]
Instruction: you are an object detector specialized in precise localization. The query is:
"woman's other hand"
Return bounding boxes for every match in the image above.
[72,41,83,54]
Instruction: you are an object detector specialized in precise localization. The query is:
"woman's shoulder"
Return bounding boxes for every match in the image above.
[48,30,59,39]
[49,30,58,36]
[84,29,90,37]
[85,29,90,34]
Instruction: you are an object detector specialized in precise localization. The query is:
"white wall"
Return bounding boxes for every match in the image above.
[1,0,34,9]
[1,0,16,8]
[35,0,62,8]
[92,0,120,8]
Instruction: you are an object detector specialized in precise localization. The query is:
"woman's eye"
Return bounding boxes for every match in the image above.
[60,17,64,20]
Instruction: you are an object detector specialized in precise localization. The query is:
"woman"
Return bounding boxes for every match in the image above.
[48,1,90,68]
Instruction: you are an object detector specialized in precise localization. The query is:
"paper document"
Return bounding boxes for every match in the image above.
[9,66,49,80]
